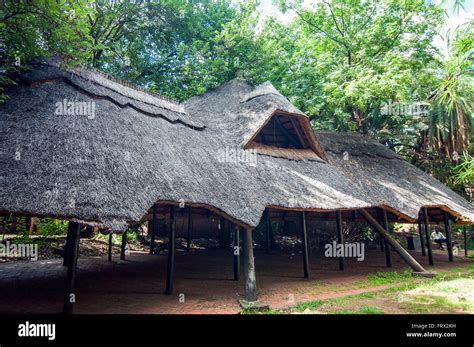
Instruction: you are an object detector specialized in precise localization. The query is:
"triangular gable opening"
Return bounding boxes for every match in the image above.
[244,111,326,161]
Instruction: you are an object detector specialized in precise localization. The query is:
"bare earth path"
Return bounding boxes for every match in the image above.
[0,248,472,314]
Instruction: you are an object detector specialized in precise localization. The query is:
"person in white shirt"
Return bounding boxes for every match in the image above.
[431,230,447,250]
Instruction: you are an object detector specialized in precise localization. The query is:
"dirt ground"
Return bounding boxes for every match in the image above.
[0,247,472,314]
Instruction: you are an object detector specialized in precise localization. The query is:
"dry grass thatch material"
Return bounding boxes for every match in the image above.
[1,59,473,229]
[317,131,474,223]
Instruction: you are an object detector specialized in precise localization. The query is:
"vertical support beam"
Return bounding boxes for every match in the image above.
[242,228,257,301]
[222,219,229,249]
[301,211,310,279]
[63,222,74,266]
[150,204,157,255]
[219,217,225,249]
[187,206,192,252]
[265,209,271,254]
[443,212,453,262]
[233,226,240,281]
[463,226,468,257]
[120,230,127,261]
[336,211,344,271]
[379,234,385,252]
[165,206,176,295]
[63,222,80,314]
[108,231,113,262]
[418,219,426,256]
[423,208,434,266]
[1,215,9,243]
[382,209,392,268]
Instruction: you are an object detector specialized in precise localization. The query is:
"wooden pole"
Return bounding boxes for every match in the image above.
[187,206,192,252]
[381,209,392,268]
[379,234,385,252]
[63,222,80,314]
[360,209,427,272]
[63,222,74,266]
[233,226,240,281]
[222,219,229,249]
[423,208,434,266]
[219,217,225,249]
[108,231,113,262]
[1,215,9,243]
[464,226,468,257]
[165,206,176,295]
[120,230,127,261]
[265,209,271,254]
[443,212,453,262]
[242,228,257,301]
[418,218,426,256]
[150,204,157,255]
[301,211,310,279]
[336,210,344,271]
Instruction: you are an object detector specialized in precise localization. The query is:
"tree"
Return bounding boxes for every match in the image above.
[427,22,473,161]
[271,0,444,135]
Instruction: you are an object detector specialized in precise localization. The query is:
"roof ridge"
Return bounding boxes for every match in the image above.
[71,65,180,105]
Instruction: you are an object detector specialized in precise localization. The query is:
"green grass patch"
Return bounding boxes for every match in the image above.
[293,300,325,311]
[240,308,282,315]
[333,305,385,315]
[399,294,470,313]
[366,268,412,285]
[290,271,474,314]
[449,267,465,273]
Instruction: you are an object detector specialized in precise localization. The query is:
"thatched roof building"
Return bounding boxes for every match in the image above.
[1,58,473,230]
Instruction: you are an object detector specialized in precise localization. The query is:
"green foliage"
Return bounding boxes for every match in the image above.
[427,22,474,160]
[454,153,474,185]
[34,218,68,237]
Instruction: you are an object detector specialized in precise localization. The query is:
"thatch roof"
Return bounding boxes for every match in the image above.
[1,58,473,230]
[317,131,474,223]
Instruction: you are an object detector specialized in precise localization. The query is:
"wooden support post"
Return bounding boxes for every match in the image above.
[382,209,392,268]
[1,215,9,243]
[418,219,426,256]
[108,231,113,262]
[63,222,74,266]
[63,222,80,314]
[269,219,276,249]
[242,228,257,301]
[265,209,271,254]
[120,230,127,261]
[222,219,229,249]
[423,208,434,266]
[219,217,225,249]
[233,226,240,281]
[379,234,385,252]
[187,206,192,252]
[150,204,157,255]
[336,211,344,271]
[301,211,310,279]
[360,209,427,273]
[464,226,469,257]
[165,206,176,295]
[443,212,453,262]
